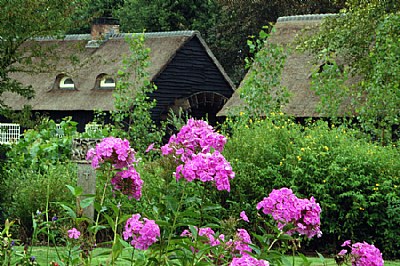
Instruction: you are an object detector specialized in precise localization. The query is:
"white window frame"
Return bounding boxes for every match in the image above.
[59,76,75,89]
[0,123,21,144]
[99,76,116,89]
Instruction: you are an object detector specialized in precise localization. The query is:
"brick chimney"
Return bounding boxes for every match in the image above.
[91,17,120,40]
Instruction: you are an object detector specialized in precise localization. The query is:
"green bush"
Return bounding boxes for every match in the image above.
[0,163,77,241]
[6,117,78,172]
[0,118,79,241]
[221,114,400,258]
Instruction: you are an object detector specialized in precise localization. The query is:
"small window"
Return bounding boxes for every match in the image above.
[100,77,116,89]
[56,74,76,90]
[96,73,115,89]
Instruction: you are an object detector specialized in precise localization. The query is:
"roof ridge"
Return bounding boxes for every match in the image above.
[277,13,338,22]
[33,31,199,41]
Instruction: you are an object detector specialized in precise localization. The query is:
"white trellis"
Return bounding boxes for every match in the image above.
[0,123,21,144]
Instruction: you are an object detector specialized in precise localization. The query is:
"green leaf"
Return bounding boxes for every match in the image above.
[79,196,95,209]
[66,185,82,197]
[58,203,76,219]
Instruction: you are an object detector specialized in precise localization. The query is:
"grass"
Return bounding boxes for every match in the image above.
[8,246,400,265]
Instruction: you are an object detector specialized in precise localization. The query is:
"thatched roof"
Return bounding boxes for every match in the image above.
[5,31,234,111]
[218,14,353,117]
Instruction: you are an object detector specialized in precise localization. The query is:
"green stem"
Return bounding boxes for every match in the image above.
[111,202,121,266]
[164,182,187,263]
[67,245,72,266]
[46,171,50,265]
[130,248,135,266]
[292,245,296,266]
[89,163,113,264]
[268,231,283,251]
[94,181,108,237]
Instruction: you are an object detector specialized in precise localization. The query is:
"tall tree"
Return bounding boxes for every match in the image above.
[0,0,88,109]
[115,0,219,39]
[68,0,124,34]
[300,0,400,143]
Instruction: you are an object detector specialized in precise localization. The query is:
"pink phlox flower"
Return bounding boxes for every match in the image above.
[231,229,252,256]
[180,227,224,247]
[161,119,227,162]
[240,211,249,222]
[174,151,234,191]
[338,249,348,256]
[111,167,143,200]
[257,188,321,239]
[145,143,155,153]
[341,240,351,247]
[123,214,160,250]
[67,228,81,239]
[230,255,270,266]
[180,229,193,237]
[86,137,136,169]
[160,144,173,155]
[350,241,383,266]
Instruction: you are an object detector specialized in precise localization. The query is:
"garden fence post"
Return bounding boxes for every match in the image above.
[71,138,101,220]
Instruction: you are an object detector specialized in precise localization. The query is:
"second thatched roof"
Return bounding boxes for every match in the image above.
[218,14,354,117]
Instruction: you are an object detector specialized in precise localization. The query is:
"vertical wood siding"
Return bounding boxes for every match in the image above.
[151,36,234,122]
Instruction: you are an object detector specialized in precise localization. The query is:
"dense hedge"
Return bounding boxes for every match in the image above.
[220,114,400,258]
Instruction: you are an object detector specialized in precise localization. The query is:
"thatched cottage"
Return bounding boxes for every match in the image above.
[4,20,235,131]
[218,14,350,118]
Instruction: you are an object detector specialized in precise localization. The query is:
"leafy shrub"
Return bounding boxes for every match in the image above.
[0,163,77,241]
[221,114,400,258]
[6,117,77,172]
[0,117,79,241]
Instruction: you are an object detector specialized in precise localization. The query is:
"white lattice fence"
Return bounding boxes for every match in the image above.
[0,123,21,144]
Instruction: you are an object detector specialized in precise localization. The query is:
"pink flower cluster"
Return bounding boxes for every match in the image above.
[180,226,266,264]
[339,240,384,266]
[227,229,253,256]
[240,211,249,222]
[67,228,81,239]
[230,256,270,266]
[86,137,136,169]
[181,227,225,247]
[86,137,143,200]
[111,168,143,200]
[175,151,235,192]
[123,214,160,250]
[161,119,234,191]
[256,188,322,238]
[161,118,226,159]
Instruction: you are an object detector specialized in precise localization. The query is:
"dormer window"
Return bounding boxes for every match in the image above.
[55,74,76,90]
[96,73,115,89]
[100,77,116,89]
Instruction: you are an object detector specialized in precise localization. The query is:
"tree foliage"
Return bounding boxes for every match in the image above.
[238,27,289,117]
[115,0,219,37]
[300,0,400,143]
[110,33,164,152]
[0,0,88,109]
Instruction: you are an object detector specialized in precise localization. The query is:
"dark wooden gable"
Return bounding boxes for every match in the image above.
[151,35,234,123]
